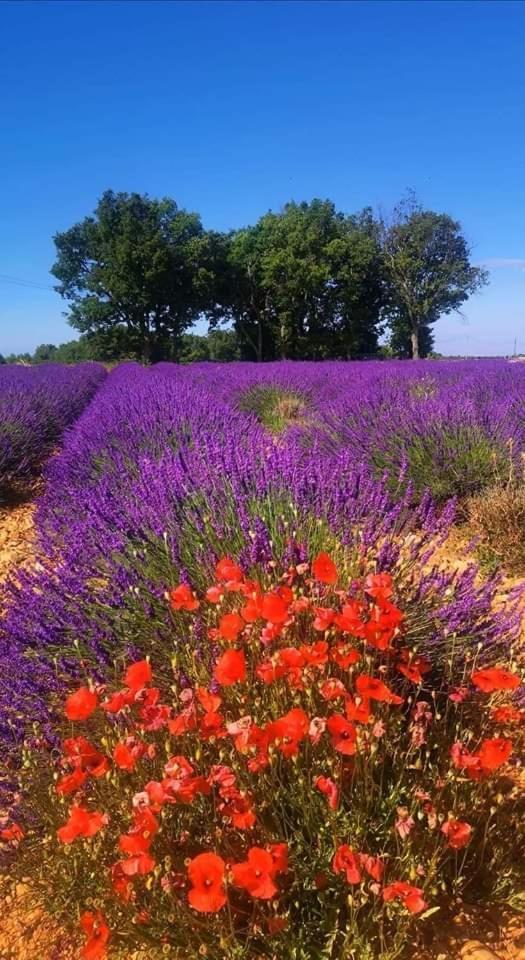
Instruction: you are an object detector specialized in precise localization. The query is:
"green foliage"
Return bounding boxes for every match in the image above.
[0,190,489,365]
[211,201,386,361]
[372,426,507,502]
[467,469,525,573]
[388,322,435,360]
[237,384,309,433]
[179,329,241,364]
[52,190,215,362]
[382,195,488,359]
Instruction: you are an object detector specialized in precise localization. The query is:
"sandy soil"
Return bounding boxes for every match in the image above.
[0,500,35,587]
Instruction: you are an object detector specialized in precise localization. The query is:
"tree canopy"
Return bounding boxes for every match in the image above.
[7,189,488,365]
[381,196,488,359]
[52,190,214,362]
[210,201,385,361]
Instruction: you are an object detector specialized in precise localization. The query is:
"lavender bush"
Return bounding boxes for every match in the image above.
[1,359,524,760]
[0,362,106,497]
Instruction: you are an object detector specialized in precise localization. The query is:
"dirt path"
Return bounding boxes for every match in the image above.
[0,500,35,586]
[0,502,78,958]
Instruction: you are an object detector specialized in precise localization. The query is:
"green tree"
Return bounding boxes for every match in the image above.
[33,343,58,363]
[52,190,214,362]
[179,333,210,364]
[388,321,435,359]
[382,196,488,359]
[212,200,385,361]
[207,328,240,361]
[209,226,275,362]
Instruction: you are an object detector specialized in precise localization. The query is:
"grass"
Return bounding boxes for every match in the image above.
[237,384,309,433]
[467,470,525,574]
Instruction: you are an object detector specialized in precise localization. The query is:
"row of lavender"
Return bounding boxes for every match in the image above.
[0,362,107,497]
[1,359,523,751]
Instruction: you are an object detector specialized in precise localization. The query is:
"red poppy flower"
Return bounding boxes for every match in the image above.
[196,687,222,713]
[256,659,287,684]
[478,737,513,771]
[471,667,521,693]
[231,847,278,899]
[345,695,372,724]
[206,585,222,603]
[355,674,403,705]
[118,853,156,876]
[62,737,109,777]
[164,754,194,779]
[119,808,159,855]
[79,911,110,960]
[227,798,256,830]
[278,647,306,670]
[382,881,427,914]
[143,780,167,807]
[199,710,226,739]
[326,714,357,755]
[187,852,227,912]
[359,853,384,882]
[64,686,98,722]
[56,768,88,796]
[314,775,339,809]
[320,678,347,701]
[216,557,243,583]
[491,706,524,724]
[450,742,482,778]
[113,741,143,772]
[261,593,289,625]
[335,601,366,636]
[331,640,361,669]
[267,708,309,751]
[241,588,264,622]
[441,819,472,849]
[167,707,197,735]
[365,572,393,602]
[169,583,200,612]
[267,842,288,874]
[101,689,133,713]
[449,686,469,704]
[312,552,338,585]
[313,607,335,632]
[0,822,24,843]
[214,648,246,686]
[362,622,396,652]
[165,771,211,805]
[300,640,329,667]
[110,863,134,903]
[57,805,107,844]
[397,651,431,684]
[218,611,244,642]
[332,844,362,884]
[124,660,152,691]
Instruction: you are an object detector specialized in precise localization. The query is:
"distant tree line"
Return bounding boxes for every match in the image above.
[2,191,488,364]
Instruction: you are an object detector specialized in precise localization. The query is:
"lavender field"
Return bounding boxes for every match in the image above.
[0,359,524,960]
[0,362,106,497]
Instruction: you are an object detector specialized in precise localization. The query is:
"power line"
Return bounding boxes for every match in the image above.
[0,273,56,291]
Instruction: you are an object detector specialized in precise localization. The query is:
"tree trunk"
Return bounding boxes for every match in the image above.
[257,317,263,362]
[141,319,153,363]
[410,321,419,360]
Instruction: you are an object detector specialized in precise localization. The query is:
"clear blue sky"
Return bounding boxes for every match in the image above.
[1,0,524,356]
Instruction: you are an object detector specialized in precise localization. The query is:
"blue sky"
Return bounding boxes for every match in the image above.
[1,0,524,356]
